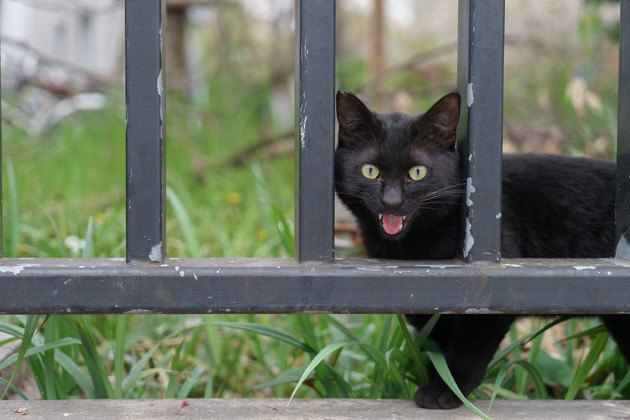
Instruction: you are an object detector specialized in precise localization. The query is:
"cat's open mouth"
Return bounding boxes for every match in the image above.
[379,213,409,236]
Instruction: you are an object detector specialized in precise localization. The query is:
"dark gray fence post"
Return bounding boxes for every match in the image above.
[616,0,630,258]
[457,0,505,262]
[0,99,2,258]
[294,0,336,263]
[125,0,166,263]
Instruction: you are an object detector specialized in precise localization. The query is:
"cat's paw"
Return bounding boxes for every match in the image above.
[414,381,462,410]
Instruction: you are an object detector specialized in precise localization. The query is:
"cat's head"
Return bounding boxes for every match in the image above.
[335,91,462,238]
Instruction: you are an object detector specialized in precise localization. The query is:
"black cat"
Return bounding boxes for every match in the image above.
[334,91,630,409]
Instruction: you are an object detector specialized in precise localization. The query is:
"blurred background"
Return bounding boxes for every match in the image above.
[0,0,627,405]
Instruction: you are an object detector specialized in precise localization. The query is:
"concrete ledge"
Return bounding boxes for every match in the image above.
[1,399,629,419]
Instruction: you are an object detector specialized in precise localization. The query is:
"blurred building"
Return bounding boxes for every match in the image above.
[0,0,124,78]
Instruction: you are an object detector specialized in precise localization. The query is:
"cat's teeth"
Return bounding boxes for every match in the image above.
[379,214,383,221]
[402,216,407,221]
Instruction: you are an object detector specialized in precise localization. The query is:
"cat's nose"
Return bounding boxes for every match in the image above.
[381,184,403,207]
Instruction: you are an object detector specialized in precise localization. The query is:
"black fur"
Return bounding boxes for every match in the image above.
[334,91,630,409]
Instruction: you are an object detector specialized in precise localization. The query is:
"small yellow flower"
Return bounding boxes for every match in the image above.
[257,230,267,241]
[96,212,106,224]
[227,192,242,206]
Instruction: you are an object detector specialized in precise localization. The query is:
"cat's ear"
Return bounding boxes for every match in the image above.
[336,91,376,147]
[415,92,460,150]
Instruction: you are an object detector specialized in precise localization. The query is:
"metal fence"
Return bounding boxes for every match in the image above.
[0,0,628,315]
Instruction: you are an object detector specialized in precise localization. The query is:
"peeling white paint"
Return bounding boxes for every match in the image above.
[175,266,180,271]
[465,308,500,314]
[466,177,476,207]
[0,264,40,276]
[468,153,473,162]
[157,68,163,96]
[149,243,162,262]
[180,271,185,277]
[124,309,155,314]
[607,271,612,276]
[496,212,502,219]
[616,236,630,259]
[463,218,475,258]
[467,83,474,107]
[573,265,596,271]
[357,267,383,272]
[193,273,198,280]
[65,308,72,313]
[502,264,523,268]
[157,67,164,124]
[300,115,308,150]
[412,264,460,269]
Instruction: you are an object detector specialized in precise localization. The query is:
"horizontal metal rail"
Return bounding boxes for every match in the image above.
[0,258,628,314]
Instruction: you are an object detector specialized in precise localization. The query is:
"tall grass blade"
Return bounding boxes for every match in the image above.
[82,217,94,258]
[54,349,95,398]
[0,337,81,371]
[396,314,428,383]
[254,368,304,390]
[560,324,607,342]
[74,319,112,398]
[6,159,19,256]
[0,378,27,400]
[178,365,206,399]
[166,186,201,257]
[0,315,39,399]
[209,321,314,353]
[514,360,548,399]
[114,316,128,398]
[288,339,359,405]
[565,332,608,400]
[489,316,569,370]
[488,362,511,413]
[426,351,490,420]
[615,371,630,394]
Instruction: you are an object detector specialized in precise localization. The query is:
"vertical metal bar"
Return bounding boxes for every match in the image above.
[125,0,166,263]
[294,0,335,263]
[0,77,2,257]
[457,0,505,262]
[616,0,630,258]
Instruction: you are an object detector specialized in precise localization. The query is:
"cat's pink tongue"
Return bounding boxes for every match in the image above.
[382,214,403,235]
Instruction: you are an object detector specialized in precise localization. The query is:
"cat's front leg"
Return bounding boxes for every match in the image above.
[414,314,515,409]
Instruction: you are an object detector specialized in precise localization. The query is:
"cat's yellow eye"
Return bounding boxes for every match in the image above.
[409,165,428,181]
[361,164,380,179]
